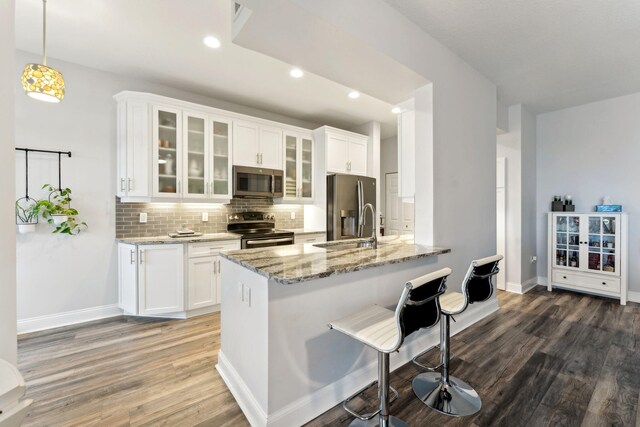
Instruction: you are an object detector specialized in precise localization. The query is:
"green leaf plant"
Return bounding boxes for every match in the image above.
[34,184,88,235]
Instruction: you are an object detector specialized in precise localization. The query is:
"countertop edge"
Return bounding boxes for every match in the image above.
[220,247,451,285]
[117,233,241,245]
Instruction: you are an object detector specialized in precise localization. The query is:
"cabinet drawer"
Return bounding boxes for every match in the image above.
[295,233,326,244]
[188,240,240,258]
[552,270,620,293]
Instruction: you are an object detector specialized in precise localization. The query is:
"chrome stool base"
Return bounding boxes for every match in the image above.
[349,415,410,427]
[412,372,482,417]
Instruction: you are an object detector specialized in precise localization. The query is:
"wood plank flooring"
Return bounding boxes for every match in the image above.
[18,287,640,426]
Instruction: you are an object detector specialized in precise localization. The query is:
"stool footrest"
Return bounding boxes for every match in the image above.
[342,381,399,421]
[412,345,456,372]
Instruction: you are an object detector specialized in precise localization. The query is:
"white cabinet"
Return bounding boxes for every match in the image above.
[116,98,150,198]
[294,232,325,244]
[233,120,283,169]
[187,240,239,310]
[283,132,314,202]
[397,109,415,201]
[118,243,138,314]
[320,127,368,175]
[138,244,184,315]
[547,212,628,304]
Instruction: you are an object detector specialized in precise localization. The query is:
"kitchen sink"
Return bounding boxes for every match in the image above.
[313,240,384,251]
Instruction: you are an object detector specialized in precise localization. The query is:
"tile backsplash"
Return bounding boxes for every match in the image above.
[115,198,304,238]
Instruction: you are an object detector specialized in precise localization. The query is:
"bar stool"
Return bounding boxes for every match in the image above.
[328,268,451,427]
[412,255,502,417]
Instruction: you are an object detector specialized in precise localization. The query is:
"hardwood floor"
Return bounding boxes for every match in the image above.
[18,287,640,426]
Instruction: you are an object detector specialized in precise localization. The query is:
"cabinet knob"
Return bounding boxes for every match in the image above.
[602,282,606,285]
[563,276,567,279]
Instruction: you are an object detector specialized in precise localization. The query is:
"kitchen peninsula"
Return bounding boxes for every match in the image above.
[216,235,451,427]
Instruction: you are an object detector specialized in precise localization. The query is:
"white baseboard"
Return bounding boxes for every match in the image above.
[505,277,538,295]
[628,291,640,303]
[538,276,548,286]
[18,304,123,334]
[217,299,500,427]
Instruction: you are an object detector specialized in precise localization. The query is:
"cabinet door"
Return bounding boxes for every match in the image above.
[259,126,283,169]
[188,256,217,310]
[553,214,581,270]
[118,243,138,315]
[183,113,208,199]
[284,134,298,199]
[348,137,368,176]
[138,244,184,315]
[153,106,182,197]
[326,133,348,173]
[233,120,260,167]
[125,101,151,197]
[300,137,313,199]
[211,118,232,197]
[586,215,620,275]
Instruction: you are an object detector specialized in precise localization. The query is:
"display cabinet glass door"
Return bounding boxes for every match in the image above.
[154,107,181,196]
[183,114,208,198]
[211,119,231,197]
[554,215,581,269]
[587,215,619,274]
[300,137,313,199]
[284,135,298,198]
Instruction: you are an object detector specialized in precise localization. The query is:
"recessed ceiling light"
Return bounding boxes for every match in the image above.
[289,68,304,78]
[391,107,402,114]
[203,36,221,49]
[348,91,360,99]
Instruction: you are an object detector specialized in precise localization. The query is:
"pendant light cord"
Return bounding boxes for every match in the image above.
[42,0,47,65]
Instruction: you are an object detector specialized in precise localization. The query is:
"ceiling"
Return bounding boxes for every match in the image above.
[14,0,398,137]
[385,0,640,113]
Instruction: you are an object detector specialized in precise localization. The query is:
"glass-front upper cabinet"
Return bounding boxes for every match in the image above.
[284,135,298,198]
[282,132,313,202]
[183,114,208,199]
[211,118,231,198]
[153,106,182,197]
[300,137,313,199]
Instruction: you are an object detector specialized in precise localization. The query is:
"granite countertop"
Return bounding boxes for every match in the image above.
[118,232,241,245]
[283,228,326,235]
[220,235,450,285]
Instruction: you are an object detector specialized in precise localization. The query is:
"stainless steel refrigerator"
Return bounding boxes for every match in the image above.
[326,174,376,241]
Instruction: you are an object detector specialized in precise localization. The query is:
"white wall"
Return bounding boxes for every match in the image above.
[496,105,537,290]
[14,50,319,324]
[536,92,640,291]
[1,0,17,363]
[380,136,398,220]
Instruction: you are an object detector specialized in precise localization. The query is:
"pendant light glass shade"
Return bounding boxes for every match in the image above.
[21,63,65,103]
[21,0,65,103]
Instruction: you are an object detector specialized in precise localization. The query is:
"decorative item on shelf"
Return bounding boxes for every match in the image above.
[189,159,202,177]
[595,196,622,212]
[563,195,575,212]
[551,195,564,212]
[20,0,65,103]
[164,153,174,176]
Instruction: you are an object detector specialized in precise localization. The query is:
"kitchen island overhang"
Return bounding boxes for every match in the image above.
[216,237,499,427]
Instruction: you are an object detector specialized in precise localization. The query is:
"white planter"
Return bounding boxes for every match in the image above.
[51,215,69,225]
[17,223,36,234]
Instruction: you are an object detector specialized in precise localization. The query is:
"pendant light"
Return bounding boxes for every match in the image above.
[20,0,65,103]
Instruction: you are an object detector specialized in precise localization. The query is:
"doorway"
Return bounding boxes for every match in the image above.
[385,173,414,236]
[496,157,506,290]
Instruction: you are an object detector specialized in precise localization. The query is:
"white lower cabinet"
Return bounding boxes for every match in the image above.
[294,232,326,244]
[138,244,185,316]
[118,239,240,318]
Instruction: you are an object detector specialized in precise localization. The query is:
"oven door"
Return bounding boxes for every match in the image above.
[233,166,284,198]
[243,235,294,249]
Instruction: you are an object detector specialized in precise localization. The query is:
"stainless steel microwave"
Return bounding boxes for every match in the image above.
[233,166,284,198]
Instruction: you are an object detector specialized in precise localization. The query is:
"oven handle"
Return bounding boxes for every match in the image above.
[246,237,294,245]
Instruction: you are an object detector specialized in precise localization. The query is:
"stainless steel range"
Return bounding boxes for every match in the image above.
[227,212,294,249]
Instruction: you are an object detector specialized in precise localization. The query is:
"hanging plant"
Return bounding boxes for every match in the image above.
[15,197,40,234]
[36,184,87,235]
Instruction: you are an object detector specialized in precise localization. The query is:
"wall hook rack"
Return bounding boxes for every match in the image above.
[15,147,72,191]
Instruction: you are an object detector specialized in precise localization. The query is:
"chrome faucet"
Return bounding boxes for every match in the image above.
[358,203,378,249]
